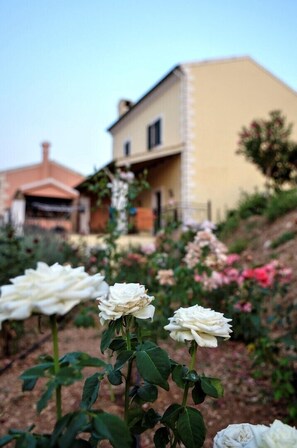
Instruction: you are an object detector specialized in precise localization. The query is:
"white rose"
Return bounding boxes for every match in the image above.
[260,420,297,448]
[164,305,232,347]
[98,283,155,324]
[213,423,268,448]
[0,262,108,327]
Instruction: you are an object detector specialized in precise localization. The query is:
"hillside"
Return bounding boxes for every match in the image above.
[222,209,297,304]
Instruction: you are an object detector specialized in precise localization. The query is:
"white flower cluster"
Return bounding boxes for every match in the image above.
[184,229,227,270]
[0,262,108,328]
[214,420,297,448]
[164,305,232,348]
[98,283,155,324]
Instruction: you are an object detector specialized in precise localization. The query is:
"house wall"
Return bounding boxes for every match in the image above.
[2,165,42,210]
[112,75,183,162]
[0,160,83,210]
[50,163,83,189]
[188,58,297,221]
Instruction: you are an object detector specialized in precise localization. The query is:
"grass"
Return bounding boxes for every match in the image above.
[270,230,297,249]
[265,189,297,221]
[228,238,249,254]
[219,188,297,240]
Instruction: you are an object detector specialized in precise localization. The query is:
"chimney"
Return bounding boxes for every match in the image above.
[118,99,133,117]
[41,141,50,178]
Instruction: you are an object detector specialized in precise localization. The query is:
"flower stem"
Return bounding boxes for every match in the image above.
[172,341,198,447]
[50,314,62,420]
[182,341,197,407]
[124,316,133,423]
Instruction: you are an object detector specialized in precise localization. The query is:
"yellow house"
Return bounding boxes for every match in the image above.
[108,57,297,227]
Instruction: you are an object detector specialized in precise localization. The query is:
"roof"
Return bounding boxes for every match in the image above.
[0,158,84,177]
[75,160,115,190]
[18,177,79,197]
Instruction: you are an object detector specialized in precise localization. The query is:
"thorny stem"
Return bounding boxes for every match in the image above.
[50,314,62,420]
[182,341,197,407]
[172,341,198,447]
[124,316,133,423]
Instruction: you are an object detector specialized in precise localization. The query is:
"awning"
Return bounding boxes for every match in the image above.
[32,202,85,213]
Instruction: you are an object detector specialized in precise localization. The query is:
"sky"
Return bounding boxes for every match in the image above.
[0,0,297,176]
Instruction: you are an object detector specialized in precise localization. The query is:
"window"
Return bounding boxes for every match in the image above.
[147,118,162,150]
[123,140,131,157]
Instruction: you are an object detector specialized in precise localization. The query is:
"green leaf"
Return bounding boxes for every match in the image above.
[22,378,38,392]
[142,408,160,429]
[153,427,170,448]
[37,381,56,413]
[109,337,126,353]
[54,366,83,386]
[15,433,37,448]
[80,373,101,410]
[100,321,118,353]
[0,435,14,447]
[172,365,188,388]
[93,412,132,448]
[176,407,206,448]
[192,382,206,404]
[127,408,144,431]
[58,412,89,448]
[107,369,122,386]
[128,408,160,435]
[78,355,106,368]
[136,345,171,390]
[51,413,73,446]
[200,377,224,398]
[19,363,53,380]
[161,404,183,430]
[137,383,158,402]
[114,350,134,371]
[60,352,106,368]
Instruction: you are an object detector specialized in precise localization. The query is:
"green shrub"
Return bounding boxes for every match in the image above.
[217,213,240,239]
[228,238,248,254]
[0,225,37,286]
[270,230,297,249]
[0,225,85,287]
[265,188,297,221]
[237,191,268,219]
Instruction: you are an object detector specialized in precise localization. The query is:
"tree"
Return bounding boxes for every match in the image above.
[236,110,297,190]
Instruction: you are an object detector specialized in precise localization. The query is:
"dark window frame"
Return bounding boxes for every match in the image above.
[147,118,162,150]
[123,140,131,157]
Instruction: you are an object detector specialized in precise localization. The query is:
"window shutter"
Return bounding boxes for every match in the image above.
[147,125,152,150]
[155,119,161,145]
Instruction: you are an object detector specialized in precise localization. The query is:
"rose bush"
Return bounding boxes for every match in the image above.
[164,304,232,347]
[0,261,108,327]
[98,282,155,324]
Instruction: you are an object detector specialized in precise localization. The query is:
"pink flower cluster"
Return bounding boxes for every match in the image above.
[233,301,253,313]
[157,269,175,286]
[193,256,291,292]
[121,252,147,267]
[242,260,292,288]
[184,230,228,270]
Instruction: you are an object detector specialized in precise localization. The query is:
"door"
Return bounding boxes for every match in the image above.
[154,190,162,233]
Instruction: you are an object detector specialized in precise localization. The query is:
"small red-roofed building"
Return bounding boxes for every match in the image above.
[0,142,86,233]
